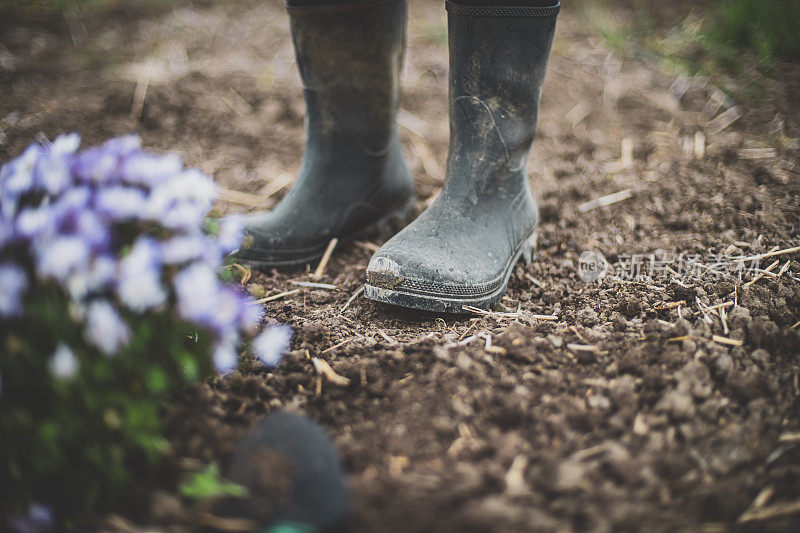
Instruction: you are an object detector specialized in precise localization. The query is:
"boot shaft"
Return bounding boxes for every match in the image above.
[444,1,559,195]
[287,0,406,156]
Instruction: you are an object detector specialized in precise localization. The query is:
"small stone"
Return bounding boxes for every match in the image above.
[610,312,628,331]
[644,319,662,333]
[633,413,649,435]
[657,388,695,419]
[577,307,599,326]
[555,459,586,492]
[715,353,733,374]
[587,394,611,410]
[724,244,743,256]
[727,305,751,330]
[547,334,563,348]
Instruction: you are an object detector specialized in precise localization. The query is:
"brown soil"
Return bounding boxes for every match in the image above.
[2,0,800,531]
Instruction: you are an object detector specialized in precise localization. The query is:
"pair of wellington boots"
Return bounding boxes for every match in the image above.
[236,0,559,313]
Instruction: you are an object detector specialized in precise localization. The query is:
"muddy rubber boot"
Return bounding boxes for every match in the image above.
[365,1,559,313]
[236,0,414,270]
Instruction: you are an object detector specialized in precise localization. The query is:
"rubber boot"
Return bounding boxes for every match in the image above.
[236,0,414,269]
[365,1,559,313]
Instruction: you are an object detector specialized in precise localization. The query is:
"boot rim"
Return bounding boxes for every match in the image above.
[286,0,404,15]
[444,1,560,18]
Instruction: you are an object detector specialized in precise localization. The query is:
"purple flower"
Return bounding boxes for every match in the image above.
[160,234,207,265]
[34,134,80,195]
[119,151,181,188]
[50,343,78,379]
[0,263,28,317]
[95,186,148,221]
[252,325,292,368]
[146,169,217,230]
[116,237,167,312]
[15,206,55,240]
[237,295,263,333]
[213,334,239,373]
[0,144,40,197]
[84,300,130,356]
[53,186,92,215]
[8,502,53,533]
[102,134,141,158]
[173,262,219,325]
[71,145,119,184]
[67,255,115,300]
[217,215,244,255]
[34,236,90,283]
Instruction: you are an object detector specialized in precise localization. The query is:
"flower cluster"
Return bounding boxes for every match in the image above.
[0,135,291,527]
[0,134,287,372]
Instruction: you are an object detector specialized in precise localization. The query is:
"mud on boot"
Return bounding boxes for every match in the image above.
[235,0,414,270]
[365,1,559,313]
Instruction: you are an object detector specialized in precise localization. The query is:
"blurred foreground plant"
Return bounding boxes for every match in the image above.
[0,134,290,529]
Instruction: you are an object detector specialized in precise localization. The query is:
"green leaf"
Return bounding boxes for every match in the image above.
[179,463,249,501]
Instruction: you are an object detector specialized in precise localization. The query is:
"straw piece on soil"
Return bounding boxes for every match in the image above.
[738,148,777,160]
[459,319,481,340]
[525,273,543,287]
[738,245,800,263]
[529,313,559,321]
[777,260,791,278]
[578,189,633,213]
[744,259,780,287]
[312,238,338,279]
[462,305,520,319]
[693,131,705,159]
[458,335,477,346]
[229,263,251,285]
[377,329,397,345]
[321,337,356,355]
[130,61,152,125]
[397,109,428,137]
[706,301,734,311]
[778,432,800,443]
[312,357,350,387]
[486,346,508,355]
[290,280,338,290]
[655,300,685,310]
[667,336,690,342]
[565,101,591,127]
[707,105,741,135]
[354,241,380,253]
[620,138,634,168]
[217,187,266,208]
[738,499,800,524]
[567,343,599,352]
[791,320,800,329]
[720,306,729,335]
[253,288,300,304]
[339,285,365,315]
[712,334,743,346]
[260,174,294,199]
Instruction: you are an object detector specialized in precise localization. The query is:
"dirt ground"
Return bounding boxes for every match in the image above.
[2,0,800,531]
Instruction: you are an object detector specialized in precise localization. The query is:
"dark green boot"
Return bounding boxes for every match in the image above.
[237,0,414,269]
[365,1,559,313]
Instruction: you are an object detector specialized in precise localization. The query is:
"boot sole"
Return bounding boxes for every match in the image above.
[236,200,417,271]
[364,230,537,314]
